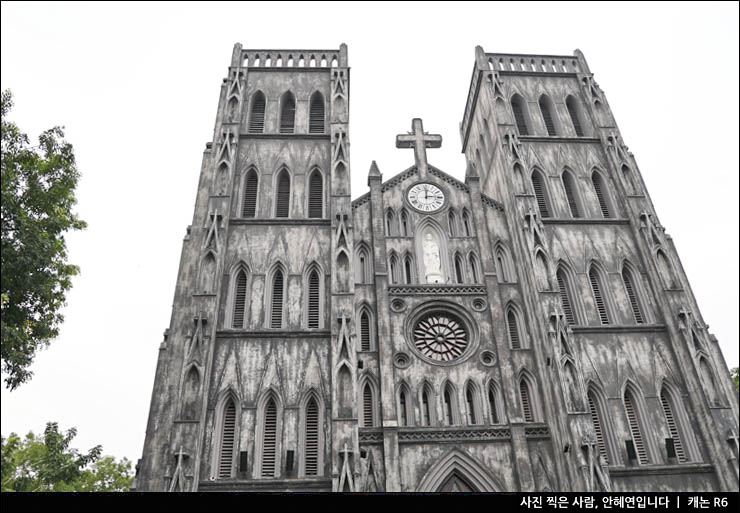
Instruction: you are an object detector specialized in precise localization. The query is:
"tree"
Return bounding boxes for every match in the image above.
[1,422,132,492]
[732,367,739,392]
[1,89,87,390]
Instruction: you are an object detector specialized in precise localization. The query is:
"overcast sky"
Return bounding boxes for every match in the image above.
[1,2,737,465]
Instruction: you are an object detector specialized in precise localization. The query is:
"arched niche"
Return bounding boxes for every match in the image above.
[414,219,450,284]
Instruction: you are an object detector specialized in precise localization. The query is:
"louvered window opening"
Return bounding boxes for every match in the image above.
[531,173,550,217]
[567,100,584,136]
[307,271,320,328]
[262,399,278,477]
[232,270,247,328]
[466,388,477,424]
[563,175,581,218]
[305,399,319,475]
[219,400,236,478]
[520,380,534,422]
[309,95,325,133]
[540,99,557,136]
[507,310,521,349]
[489,388,499,424]
[589,269,610,324]
[512,99,529,135]
[422,391,431,426]
[280,96,295,133]
[624,391,648,464]
[444,389,454,425]
[399,392,408,426]
[249,94,266,133]
[360,312,371,351]
[271,270,284,328]
[622,270,645,324]
[275,172,290,217]
[588,393,609,464]
[557,272,576,325]
[308,172,323,218]
[592,175,611,218]
[242,171,258,217]
[363,384,374,427]
[660,391,687,463]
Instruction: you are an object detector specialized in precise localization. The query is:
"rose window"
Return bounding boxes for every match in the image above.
[413,312,469,362]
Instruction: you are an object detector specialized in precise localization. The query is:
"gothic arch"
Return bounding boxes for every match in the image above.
[453,251,466,284]
[240,166,260,218]
[556,261,581,324]
[461,208,473,236]
[254,387,284,478]
[396,381,413,427]
[447,208,458,236]
[510,92,531,136]
[587,260,615,325]
[273,166,292,218]
[358,373,380,427]
[658,379,700,462]
[385,208,396,236]
[486,378,506,424]
[416,448,503,492]
[226,260,251,329]
[534,248,552,291]
[621,163,639,195]
[265,261,288,329]
[414,217,450,284]
[530,167,553,218]
[418,380,437,426]
[354,241,372,284]
[561,358,584,412]
[303,261,325,329]
[399,207,411,237]
[306,167,325,218]
[278,91,296,133]
[248,90,266,133]
[518,369,542,422]
[198,250,218,294]
[298,388,325,477]
[591,168,617,218]
[336,363,354,418]
[180,364,201,421]
[698,356,722,407]
[388,250,401,285]
[561,167,584,218]
[505,301,528,349]
[538,94,560,136]
[512,161,526,194]
[621,380,659,465]
[357,302,376,352]
[308,91,325,134]
[565,95,586,136]
[211,387,241,479]
[586,381,620,465]
[335,249,350,293]
[620,259,649,324]
[467,251,481,283]
[494,241,516,282]
[440,380,460,426]
[463,380,483,425]
[654,248,678,289]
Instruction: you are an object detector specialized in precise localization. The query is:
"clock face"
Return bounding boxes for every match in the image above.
[407,183,445,212]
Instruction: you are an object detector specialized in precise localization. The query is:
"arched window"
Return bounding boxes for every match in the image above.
[308,92,325,133]
[448,209,458,236]
[507,306,524,349]
[404,254,414,284]
[303,397,320,475]
[660,386,688,463]
[232,268,248,329]
[588,264,610,325]
[279,92,296,133]
[362,382,376,427]
[307,269,320,329]
[307,169,323,218]
[270,268,285,328]
[400,209,410,237]
[218,397,237,478]
[587,386,613,464]
[398,385,411,427]
[535,250,551,291]
[386,210,395,236]
[566,95,584,136]
[261,397,279,477]
[359,309,372,351]
[539,95,558,136]
[389,253,399,284]
[462,209,472,236]
[519,375,537,422]
[623,385,650,464]
[531,169,551,218]
[248,91,266,133]
[355,244,371,284]
[443,383,458,426]
[513,162,525,194]
[622,164,638,195]
[275,169,291,218]
[591,171,614,218]
[556,266,577,325]
[468,253,480,283]
[495,243,515,283]
[511,94,530,135]
[199,252,217,294]
[242,168,258,218]
[488,381,503,424]
[622,264,645,324]
[465,383,480,425]
[561,169,582,218]
[454,253,465,284]
[421,384,434,426]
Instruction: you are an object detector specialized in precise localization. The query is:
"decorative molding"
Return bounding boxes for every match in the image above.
[570,324,667,334]
[239,133,331,140]
[230,219,331,226]
[542,218,630,226]
[481,194,505,211]
[608,463,715,478]
[518,136,600,144]
[398,426,511,443]
[389,285,486,295]
[524,425,551,439]
[216,329,331,339]
[381,166,419,193]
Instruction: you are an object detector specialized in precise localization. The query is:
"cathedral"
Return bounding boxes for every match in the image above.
[134,44,739,492]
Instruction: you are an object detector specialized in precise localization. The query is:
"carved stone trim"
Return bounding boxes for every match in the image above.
[389,285,486,295]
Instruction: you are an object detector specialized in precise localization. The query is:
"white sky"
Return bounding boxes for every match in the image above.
[1,2,737,465]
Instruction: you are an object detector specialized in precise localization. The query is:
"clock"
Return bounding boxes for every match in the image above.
[407,183,445,212]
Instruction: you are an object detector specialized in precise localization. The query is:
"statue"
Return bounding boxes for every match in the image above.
[423,232,443,283]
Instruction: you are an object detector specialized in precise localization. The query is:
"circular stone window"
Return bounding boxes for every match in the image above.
[479,350,497,367]
[390,298,407,313]
[412,312,470,363]
[471,298,487,312]
[393,352,411,369]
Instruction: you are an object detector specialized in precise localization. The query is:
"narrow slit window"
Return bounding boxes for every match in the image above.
[261,399,278,477]
[557,269,576,325]
[360,311,371,351]
[622,267,645,324]
[422,390,431,426]
[308,170,323,218]
[511,95,529,135]
[592,173,612,218]
[399,391,408,426]
[539,96,557,136]
[304,398,319,475]
[275,170,290,218]
[232,269,247,328]
[363,383,374,427]
[280,94,296,133]
[531,171,550,218]
[624,389,649,464]
[488,385,500,424]
[218,398,236,478]
[466,386,477,425]
[520,379,534,422]
[242,169,258,218]
[270,270,284,328]
[660,389,687,463]
[507,309,521,349]
[307,270,320,329]
[248,92,266,133]
[562,171,581,218]
[567,96,584,136]
[587,390,610,464]
[308,92,325,133]
[588,267,610,324]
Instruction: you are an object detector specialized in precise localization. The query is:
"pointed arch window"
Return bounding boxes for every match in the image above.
[307,269,320,329]
[622,164,638,195]
[275,169,291,218]
[588,265,610,325]
[360,309,372,351]
[307,169,323,218]
[355,244,371,284]
[443,384,457,426]
[566,96,584,136]
[519,377,535,422]
[454,254,465,284]
[421,386,434,426]
[386,210,395,236]
[308,92,325,133]
[261,397,279,477]
[561,170,582,218]
[404,254,414,284]
[270,269,285,328]
[535,251,551,291]
[242,168,259,218]
[556,267,577,325]
[218,397,237,478]
[531,170,551,218]
[362,382,376,427]
[465,384,479,425]
[495,243,514,283]
[587,387,612,464]
[248,91,266,133]
[462,209,472,236]
[279,92,296,133]
[398,387,409,427]
[622,264,645,324]
[660,387,687,463]
[699,357,720,406]
[182,367,200,421]
[623,386,650,464]
[591,171,614,218]
[469,253,480,283]
[232,268,248,329]
[507,307,523,349]
[304,397,320,475]
[448,209,458,236]
[539,95,558,136]
[488,382,501,424]
[389,253,399,284]
[400,209,410,237]
[511,94,530,135]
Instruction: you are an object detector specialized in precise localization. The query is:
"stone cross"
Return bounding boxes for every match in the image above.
[396,118,442,178]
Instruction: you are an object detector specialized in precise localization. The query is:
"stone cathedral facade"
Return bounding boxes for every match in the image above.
[134,44,739,493]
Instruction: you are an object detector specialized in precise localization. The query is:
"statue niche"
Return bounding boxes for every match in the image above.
[415,222,448,284]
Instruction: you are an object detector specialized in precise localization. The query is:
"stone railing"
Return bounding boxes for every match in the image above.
[486,53,581,74]
[240,49,344,68]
